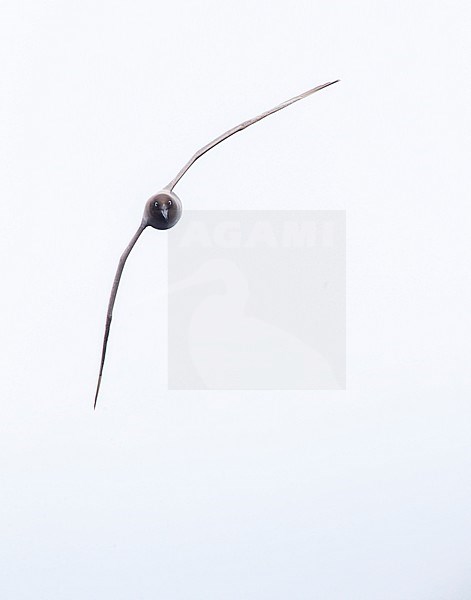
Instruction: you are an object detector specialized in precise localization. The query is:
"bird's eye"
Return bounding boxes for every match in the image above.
[154,202,159,207]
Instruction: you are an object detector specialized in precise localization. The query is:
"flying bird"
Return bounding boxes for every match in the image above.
[94,79,340,408]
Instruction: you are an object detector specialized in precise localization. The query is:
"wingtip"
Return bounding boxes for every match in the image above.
[93,376,101,410]
[312,80,340,93]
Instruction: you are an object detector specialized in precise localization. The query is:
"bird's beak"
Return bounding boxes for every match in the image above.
[161,205,169,221]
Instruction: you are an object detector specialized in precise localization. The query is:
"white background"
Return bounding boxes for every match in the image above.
[1,1,470,598]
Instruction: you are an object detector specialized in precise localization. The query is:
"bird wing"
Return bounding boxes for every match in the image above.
[94,223,147,408]
[165,80,339,191]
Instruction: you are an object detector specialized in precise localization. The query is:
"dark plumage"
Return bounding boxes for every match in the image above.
[94,79,339,408]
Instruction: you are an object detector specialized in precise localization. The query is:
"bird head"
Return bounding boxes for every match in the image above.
[143,190,182,230]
